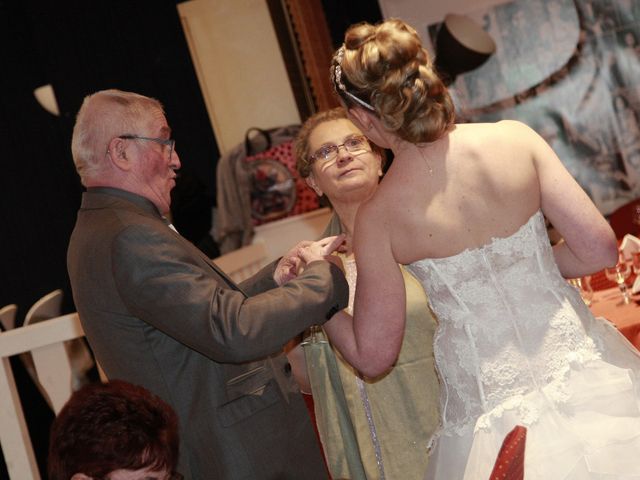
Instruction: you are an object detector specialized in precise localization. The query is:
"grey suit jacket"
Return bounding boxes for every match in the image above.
[67,188,348,479]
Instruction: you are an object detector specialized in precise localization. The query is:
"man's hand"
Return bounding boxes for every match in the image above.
[273,235,346,285]
[274,240,310,286]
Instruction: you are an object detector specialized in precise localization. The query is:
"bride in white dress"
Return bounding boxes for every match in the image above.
[300,18,640,479]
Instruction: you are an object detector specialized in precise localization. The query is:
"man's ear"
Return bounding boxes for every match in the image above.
[305,174,323,196]
[106,137,131,171]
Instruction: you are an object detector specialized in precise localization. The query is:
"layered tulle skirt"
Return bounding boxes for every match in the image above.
[425,317,640,479]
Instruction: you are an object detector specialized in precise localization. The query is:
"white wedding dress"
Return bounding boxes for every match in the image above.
[405,210,640,479]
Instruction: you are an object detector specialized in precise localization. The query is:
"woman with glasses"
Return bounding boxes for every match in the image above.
[298,18,640,479]
[288,107,441,480]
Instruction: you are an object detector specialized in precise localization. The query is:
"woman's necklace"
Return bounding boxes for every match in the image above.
[416,144,434,176]
[393,140,435,175]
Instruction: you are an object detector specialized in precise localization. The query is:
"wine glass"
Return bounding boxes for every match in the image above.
[580,275,594,306]
[605,258,632,305]
[568,276,594,306]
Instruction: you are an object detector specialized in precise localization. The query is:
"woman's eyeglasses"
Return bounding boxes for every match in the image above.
[309,135,370,164]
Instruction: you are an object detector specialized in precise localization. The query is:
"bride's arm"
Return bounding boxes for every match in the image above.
[322,201,407,377]
[507,120,617,276]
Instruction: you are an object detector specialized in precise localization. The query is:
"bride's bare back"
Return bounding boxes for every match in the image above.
[378,121,539,263]
[358,120,614,276]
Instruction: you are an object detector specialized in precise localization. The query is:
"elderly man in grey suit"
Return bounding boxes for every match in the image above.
[67,89,348,479]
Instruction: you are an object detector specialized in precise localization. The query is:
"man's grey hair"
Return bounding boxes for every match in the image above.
[71,89,164,185]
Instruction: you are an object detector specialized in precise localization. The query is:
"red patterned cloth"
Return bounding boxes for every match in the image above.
[245,140,320,225]
[489,425,527,480]
[589,269,617,291]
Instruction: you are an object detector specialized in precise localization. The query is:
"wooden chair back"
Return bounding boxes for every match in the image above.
[24,290,95,414]
[0,313,85,480]
[0,304,17,331]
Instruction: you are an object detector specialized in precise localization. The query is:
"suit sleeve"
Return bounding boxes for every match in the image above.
[238,260,278,295]
[111,224,348,363]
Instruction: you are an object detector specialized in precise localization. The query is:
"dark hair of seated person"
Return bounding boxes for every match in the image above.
[48,379,180,480]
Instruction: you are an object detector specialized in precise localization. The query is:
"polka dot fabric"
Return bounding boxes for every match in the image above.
[245,140,320,225]
[489,425,526,480]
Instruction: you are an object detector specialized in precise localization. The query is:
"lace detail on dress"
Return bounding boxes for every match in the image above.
[405,210,601,436]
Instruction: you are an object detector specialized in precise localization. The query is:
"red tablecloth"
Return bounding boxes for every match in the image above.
[590,288,640,349]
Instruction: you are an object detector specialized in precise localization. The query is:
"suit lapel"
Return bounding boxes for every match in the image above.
[164,225,247,294]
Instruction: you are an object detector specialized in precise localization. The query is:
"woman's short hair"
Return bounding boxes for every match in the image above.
[48,380,180,480]
[330,18,455,144]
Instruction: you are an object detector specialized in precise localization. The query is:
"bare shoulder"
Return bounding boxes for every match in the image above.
[358,186,389,220]
[456,120,536,141]
[500,120,544,143]
[447,121,536,166]
[495,119,533,130]
[463,121,547,165]
[354,184,394,236]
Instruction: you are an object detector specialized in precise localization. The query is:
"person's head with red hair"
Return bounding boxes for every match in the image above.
[48,380,180,480]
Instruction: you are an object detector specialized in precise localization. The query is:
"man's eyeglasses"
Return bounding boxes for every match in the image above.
[118,134,175,160]
[309,135,370,165]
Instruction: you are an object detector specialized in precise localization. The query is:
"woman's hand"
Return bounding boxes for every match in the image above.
[274,235,346,285]
[298,234,346,265]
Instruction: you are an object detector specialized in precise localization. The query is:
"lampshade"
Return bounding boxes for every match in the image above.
[33,84,60,116]
[434,14,496,85]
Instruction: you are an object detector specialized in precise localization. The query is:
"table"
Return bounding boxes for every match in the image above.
[590,287,640,349]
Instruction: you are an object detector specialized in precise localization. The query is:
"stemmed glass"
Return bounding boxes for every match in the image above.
[605,256,632,305]
[568,276,594,306]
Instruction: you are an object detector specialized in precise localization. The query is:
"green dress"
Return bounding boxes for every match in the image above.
[302,215,441,480]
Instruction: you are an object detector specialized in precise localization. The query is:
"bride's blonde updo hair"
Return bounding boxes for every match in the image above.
[331,18,455,144]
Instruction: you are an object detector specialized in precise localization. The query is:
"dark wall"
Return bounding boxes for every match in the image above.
[0,0,219,319]
[321,0,383,48]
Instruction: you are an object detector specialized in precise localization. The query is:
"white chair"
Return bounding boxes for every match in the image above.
[0,304,17,331]
[213,242,269,283]
[24,290,63,325]
[0,301,61,418]
[23,290,95,413]
[0,312,85,480]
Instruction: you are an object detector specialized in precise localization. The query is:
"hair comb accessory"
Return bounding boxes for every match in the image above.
[331,45,375,112]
